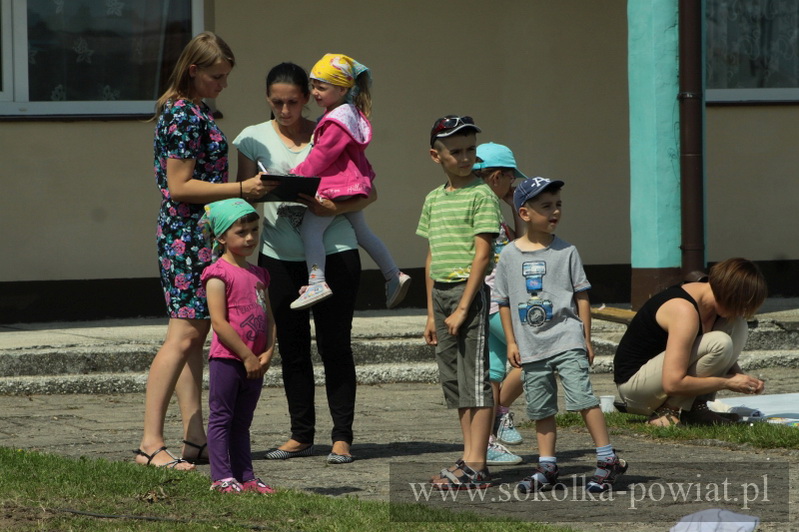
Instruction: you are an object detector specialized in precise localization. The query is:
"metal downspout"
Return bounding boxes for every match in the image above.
[678,0,706,276]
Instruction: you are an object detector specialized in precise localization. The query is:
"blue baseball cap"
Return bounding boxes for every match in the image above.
[513,177,565,212]
[473,143,529,179]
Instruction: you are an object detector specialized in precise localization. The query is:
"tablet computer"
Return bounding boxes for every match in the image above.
[254,174,321,203]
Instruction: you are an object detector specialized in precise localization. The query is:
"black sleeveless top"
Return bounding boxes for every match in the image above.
[613,284,702,384]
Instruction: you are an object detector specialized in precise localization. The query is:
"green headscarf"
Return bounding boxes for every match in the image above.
[199,198,257,259]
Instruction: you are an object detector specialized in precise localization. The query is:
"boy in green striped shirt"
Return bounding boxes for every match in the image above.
[416,115,502,490]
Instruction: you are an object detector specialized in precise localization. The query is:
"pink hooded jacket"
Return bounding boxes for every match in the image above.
[291,103,375,200]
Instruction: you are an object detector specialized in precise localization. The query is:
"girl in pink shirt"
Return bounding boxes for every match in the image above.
[200,198,276,494]
[289,53,410,311]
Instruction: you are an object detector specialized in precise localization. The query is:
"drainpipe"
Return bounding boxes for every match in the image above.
[678,0,706,276]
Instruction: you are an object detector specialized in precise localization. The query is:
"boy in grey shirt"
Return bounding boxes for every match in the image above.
[493,177,628,494]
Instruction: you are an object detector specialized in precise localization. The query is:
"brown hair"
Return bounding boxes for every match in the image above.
[474,168,501,180]
[708,258,767,318]
[154,32,235,117]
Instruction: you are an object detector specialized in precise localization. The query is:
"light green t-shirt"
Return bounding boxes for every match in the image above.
[233,120,357,261]
[416,178,501,282]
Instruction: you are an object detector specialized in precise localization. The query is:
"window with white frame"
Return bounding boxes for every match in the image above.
[1,0,202,116]
[706,0,799,103]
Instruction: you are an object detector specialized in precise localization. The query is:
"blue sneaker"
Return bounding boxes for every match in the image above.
[486,440,523,466]
[496,411,523,445]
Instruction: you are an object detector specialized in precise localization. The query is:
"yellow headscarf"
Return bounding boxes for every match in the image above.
[309,53,369,88]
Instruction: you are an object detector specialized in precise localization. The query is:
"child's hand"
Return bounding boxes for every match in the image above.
[243,355,263,379]
[423,316,437,346]
[507,343,522,368]
[258,352,273,374]
[301,194,337,216]
[585,341,595,366]
[444,309,467,336]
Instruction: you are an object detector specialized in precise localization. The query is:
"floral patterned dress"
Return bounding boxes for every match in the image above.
[154,99,228,319]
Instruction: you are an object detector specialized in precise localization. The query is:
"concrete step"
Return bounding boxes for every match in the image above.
[0,338,433,378]
[2,349,798,396]
[1,322,789,379]
[0,363,441,395]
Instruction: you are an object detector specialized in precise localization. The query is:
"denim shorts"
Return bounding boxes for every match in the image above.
[522,349,599,420]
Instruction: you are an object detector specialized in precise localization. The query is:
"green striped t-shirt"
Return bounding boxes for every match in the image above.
[416,178,501,282]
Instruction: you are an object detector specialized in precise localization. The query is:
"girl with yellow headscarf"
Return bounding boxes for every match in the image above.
[289,53,411,315]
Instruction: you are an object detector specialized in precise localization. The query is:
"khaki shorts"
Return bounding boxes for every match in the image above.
[617,317,747,415]
[432,282,493,409]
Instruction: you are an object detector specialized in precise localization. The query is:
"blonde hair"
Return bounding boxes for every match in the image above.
[154,32,235,117]
[708,258,767,319]
[351,73,372,118]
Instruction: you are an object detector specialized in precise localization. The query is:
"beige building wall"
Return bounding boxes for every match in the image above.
[2,1,796,288]
[706,105,799,261]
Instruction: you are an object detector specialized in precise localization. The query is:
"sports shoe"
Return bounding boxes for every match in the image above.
[495,411,523,445]
[486,440,523,465]
[586,455,628,493]
[517,463,559,493]
[386,272,411,309]
[240,478,276,494]
[210,480,242,493]
[290,282,333,310]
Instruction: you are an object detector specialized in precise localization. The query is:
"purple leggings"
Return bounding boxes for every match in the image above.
[207,358,263,482]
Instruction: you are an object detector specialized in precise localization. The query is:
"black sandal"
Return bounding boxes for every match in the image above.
[648,405,681,427]
[182,439,209,464]
[431,463,492,491]
[429,459,465,482]
[133,446,192,469]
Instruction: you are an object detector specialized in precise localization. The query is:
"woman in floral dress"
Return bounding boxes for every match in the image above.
[134,32,270,469]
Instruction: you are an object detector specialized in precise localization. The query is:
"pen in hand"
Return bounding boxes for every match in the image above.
[257,162,268,174]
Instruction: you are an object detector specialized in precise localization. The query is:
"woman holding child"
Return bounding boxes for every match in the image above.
[613,258,767,427]
[233,62,372,464]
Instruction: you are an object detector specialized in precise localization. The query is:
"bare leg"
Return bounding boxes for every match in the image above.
[535,415,557,457]
[499,366,524,407]
[581,406,610,447]
[137,318,209,469]
[461,406,493,470]
[177,339,209,456]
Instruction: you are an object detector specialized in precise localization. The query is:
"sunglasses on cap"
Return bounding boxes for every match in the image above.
[430,115,480,146]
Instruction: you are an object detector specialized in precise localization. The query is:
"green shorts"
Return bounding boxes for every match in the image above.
[522,349,599,420]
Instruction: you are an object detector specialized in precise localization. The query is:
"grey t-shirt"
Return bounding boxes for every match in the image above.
[492,236,590,364]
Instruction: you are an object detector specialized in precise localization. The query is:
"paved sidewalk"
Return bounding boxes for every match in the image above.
[1,301,799,529]
[0,370,797,531]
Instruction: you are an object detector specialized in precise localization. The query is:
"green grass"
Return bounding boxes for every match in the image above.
[552,411,799,450]
[0,447,573,532]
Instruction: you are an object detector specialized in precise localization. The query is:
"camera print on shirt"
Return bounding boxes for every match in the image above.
[518,261,553,328]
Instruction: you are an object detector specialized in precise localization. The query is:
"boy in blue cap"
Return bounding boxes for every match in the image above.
[493,177,628,494]
[473,142,527,464]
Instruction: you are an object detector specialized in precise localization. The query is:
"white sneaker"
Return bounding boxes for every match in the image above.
[290,283,333,310]
[386,272,411,309]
